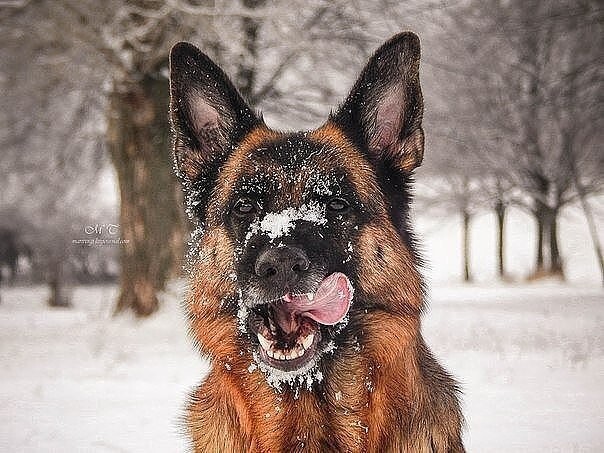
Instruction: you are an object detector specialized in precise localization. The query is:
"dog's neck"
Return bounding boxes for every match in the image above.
[196,309,423,452]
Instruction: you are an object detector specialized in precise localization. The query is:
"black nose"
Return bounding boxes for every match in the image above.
[255,246,310,286]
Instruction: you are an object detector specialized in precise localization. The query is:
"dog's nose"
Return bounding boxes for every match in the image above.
[255,246,310,285]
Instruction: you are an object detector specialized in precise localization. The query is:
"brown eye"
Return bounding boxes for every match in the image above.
[327,198,349,213]
[233,198,257,216]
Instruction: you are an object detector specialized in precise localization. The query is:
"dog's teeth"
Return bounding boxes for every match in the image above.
[262,338,311,361]
[301,333,314,350]
[257,333,272,351]
[307,292,314,301]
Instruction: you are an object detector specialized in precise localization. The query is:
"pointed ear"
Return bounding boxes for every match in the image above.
[169,42,261,181]
[332,32,424,173]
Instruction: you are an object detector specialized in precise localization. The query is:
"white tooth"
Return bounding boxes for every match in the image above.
[277,351,286,360]
[257,333,272,351]
[307,292,314,301]
[302,333,314,350]
[285,352,292,360]
[267,349,275,358]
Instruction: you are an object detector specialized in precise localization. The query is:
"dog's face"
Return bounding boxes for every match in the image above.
[170,33,425,388]
[222,133,375,377]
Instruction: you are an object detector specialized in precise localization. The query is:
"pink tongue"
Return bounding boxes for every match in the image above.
[276,273,352,332]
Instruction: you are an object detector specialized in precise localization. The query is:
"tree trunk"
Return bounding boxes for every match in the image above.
[237,0,266,101]
[532,206,564,280]
[549,209,564,278]
[107,74,185,317]
[462,210,472,283]
[534,207,546,276]
[48,259,71,307]
[495,201,506,279]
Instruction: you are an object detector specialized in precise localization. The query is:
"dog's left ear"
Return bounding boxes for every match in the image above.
[332,32,424,173]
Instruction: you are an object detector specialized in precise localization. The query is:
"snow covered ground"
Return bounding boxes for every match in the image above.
[425,284,604,452]
[1,281,602,452]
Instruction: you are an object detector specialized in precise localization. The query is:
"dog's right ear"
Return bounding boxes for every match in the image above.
[169,42,261,181]
[331,32,424,173]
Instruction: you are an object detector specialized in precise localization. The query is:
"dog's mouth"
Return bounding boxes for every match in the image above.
[246,272,353,372]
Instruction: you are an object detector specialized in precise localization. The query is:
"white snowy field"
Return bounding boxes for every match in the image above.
[0,282,602,452]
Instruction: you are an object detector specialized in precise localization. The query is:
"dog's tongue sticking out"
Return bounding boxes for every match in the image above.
[275,273,352,334]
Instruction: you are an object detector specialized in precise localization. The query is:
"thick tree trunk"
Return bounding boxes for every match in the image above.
[532,206,564,280]
[462,210,472,283]
[48,259,71,308]
[495,201,506,279]
[107,74,185,317]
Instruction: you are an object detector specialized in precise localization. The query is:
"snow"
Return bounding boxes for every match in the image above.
[244,201,327,243]
[423,283,604,452]
[0,283,206,453]
[1,281,602,452]
[252,349,326,396]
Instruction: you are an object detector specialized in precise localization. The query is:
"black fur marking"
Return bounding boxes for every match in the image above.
[251,134,327,170]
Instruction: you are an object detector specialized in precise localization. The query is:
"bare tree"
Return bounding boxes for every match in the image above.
[429,0,603,280]
[547,9,604,284]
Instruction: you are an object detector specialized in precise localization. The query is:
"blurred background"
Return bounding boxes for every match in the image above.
[0,0,602,452]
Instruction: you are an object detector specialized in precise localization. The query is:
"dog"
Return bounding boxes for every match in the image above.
[169,32,464,453]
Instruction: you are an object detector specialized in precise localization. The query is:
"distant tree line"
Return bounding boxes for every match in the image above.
[419,0,603,284]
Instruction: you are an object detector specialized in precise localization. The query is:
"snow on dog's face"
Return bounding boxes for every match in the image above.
[204,131,388,388]
[170,33,426,390]
[225,136,367,383]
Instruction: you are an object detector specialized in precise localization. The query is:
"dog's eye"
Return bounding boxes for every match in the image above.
[327,198,349,213]
[233,198,257,216]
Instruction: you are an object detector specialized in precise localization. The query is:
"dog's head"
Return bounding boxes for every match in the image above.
[170,33,425,389]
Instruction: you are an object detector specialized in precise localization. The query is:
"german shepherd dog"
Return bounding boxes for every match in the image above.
[169,32,464,452]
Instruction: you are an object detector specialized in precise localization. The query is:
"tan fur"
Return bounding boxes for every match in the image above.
[185,126,464,452]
